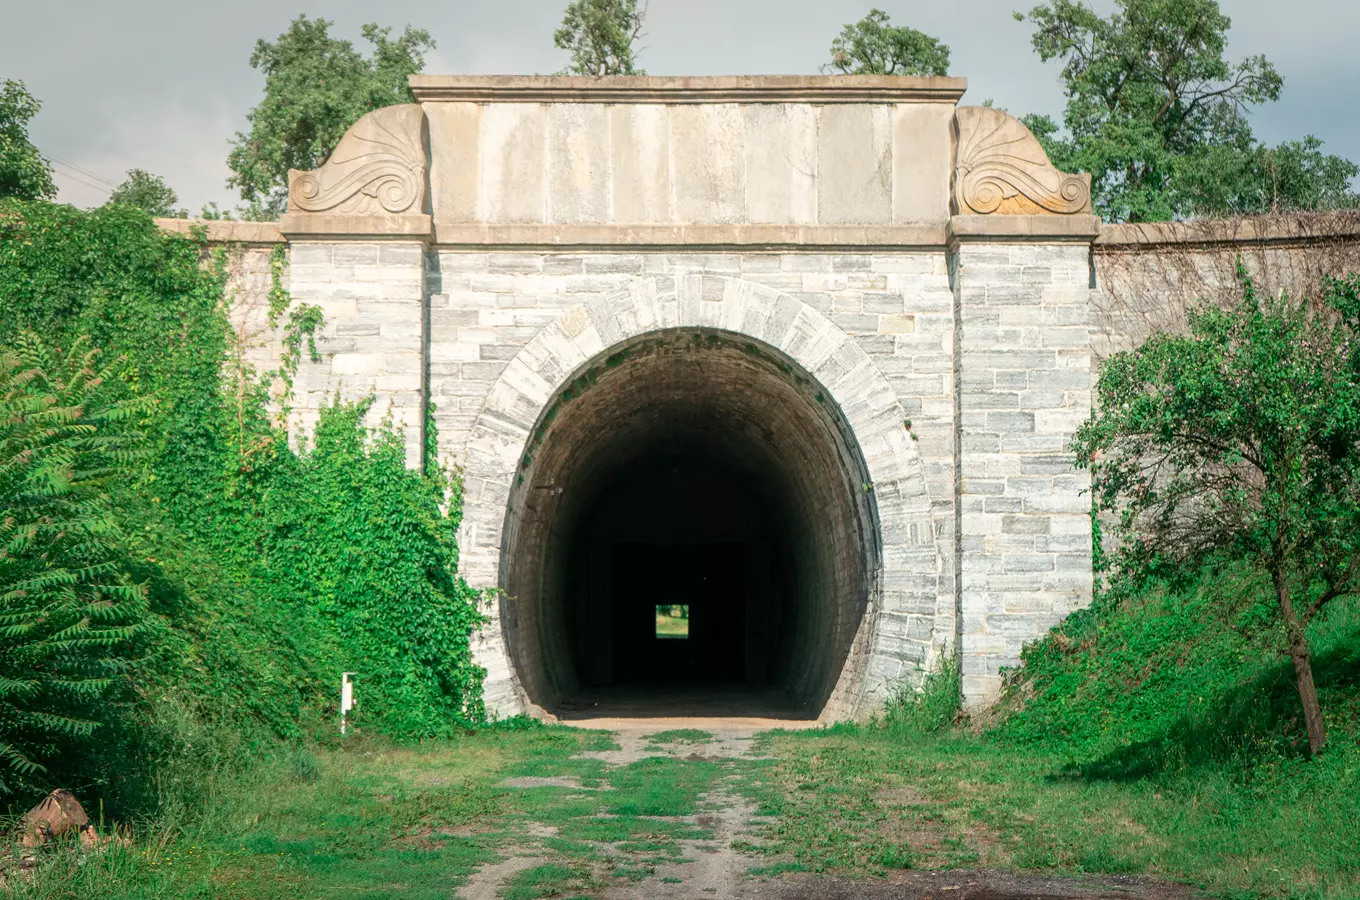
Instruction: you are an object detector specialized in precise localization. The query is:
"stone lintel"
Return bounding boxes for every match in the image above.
[949,214,1101,243]
[430,222,948,250]
[279,213,433,242]
[410,74,969,105]
[154,218,282,245]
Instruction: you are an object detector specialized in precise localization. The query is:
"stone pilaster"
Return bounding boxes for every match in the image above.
[950,217,1098,708]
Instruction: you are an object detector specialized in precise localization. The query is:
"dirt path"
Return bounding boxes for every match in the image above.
[571,717,803,764]
[457,852,546,900]
[596,773,774,899]
[457,719,1197,900]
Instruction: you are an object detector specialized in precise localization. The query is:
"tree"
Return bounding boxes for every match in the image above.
[1075,271,1360,757]
[227,15,434,220]
[107,169,185,218]
[0,334,151,790]
[824,9,950,76]
[554,0,646,76]
[1016,0,1357,221]
[0,80,55,202]
[1177,137,1359,218]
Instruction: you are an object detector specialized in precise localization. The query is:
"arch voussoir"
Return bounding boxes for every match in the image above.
[459,274,941,721]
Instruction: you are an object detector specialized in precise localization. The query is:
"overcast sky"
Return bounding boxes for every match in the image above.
[5,0,1358,213]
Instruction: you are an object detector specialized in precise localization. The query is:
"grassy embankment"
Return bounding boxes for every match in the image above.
[760,568,1360,900]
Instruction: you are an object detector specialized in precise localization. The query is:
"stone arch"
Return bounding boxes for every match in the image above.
[459,274,940,720]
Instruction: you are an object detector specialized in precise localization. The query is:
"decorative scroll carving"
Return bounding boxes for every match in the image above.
[288,104,428,215]
[953,106,1091,216]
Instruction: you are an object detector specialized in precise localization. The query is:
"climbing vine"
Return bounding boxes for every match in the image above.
[0,200,485,809]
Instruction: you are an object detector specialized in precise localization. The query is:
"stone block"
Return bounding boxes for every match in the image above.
[816,104,892,224]
[863,292,905,314]
[743,103,817,224]
[330,353,381,376]
[482,103,545,223]
[546,104,610,224]
[984,411,1035,433]
[671,104,744,224]
[376,373,421,392]
[332,244,378,266]
[1034,408,1089,434]
[487,254,544,275]
[891,103,952,224]
[288,243,332,267]
[610,105,671,222]
[425,109,485,225]
[877,314,916,334]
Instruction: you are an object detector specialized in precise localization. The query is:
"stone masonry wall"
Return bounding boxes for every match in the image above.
[1092,217,1360,365]
[953,241,1094,707]
[215,237,1101,715]
[448,265,948,718]
[423,250,959,665]
[198,209,1359,719]
[286,241,428,468]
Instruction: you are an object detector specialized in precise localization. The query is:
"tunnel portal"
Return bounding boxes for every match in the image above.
[499,330,880,719]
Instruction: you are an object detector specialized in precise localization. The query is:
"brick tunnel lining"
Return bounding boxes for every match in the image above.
[498,330,879,716]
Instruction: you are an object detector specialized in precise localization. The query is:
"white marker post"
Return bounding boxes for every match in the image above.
[340,672,356,735]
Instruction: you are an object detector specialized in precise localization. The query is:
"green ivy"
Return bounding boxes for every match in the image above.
[0,199,485,810]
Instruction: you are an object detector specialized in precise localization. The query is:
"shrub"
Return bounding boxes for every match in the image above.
[0,334,151,791]
[0,200,486,814]
[880,651,961,736]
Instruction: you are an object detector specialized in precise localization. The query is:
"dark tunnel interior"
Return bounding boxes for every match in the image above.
[498,331,879,719]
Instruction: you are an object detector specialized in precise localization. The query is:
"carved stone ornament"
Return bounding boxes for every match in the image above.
[953,106,1091,216]
[288,104,428,215]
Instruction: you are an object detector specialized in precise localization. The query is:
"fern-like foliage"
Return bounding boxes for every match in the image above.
[0,333,151,793]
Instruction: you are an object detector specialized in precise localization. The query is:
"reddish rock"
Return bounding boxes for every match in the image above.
[21,790,88,847]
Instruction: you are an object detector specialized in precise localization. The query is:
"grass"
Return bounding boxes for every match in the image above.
[8,572,1355,900]
[11,703,1357,899]
[655,608,689,639]
[4,730,513,899]
[502,862,596,900]
[756,720,1359,898]
[6,724,731,899]
[745,583,1360,900]
[644,728,714,744]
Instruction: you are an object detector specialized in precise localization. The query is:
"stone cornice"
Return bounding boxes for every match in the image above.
[279,213,433,241]
[409,74,968,105]
[949,215,1101,243]
[1096,214,1360,250]
[429,222,948,250]
[154,218,282,245]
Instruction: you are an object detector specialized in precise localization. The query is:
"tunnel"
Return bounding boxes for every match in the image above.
[498,330,880,719]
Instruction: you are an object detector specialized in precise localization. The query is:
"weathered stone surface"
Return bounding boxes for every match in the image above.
[425,101,481,221]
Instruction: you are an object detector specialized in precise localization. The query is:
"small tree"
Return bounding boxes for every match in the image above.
[554,0,646,76]
[0,334,151,790]
[107,169,186,218]
[824,9,950,77]
[0,80,56,202]
[1075,271,1360,757]
[227,15,434,219]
